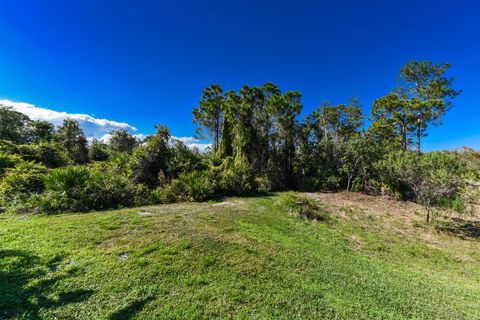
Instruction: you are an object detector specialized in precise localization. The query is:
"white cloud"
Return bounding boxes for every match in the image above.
[0,99,136,139]
[0,99,211,152]
[97,133,147,144]
[172,136,211,153]
[133,134,147,141]
[97,133,112,143]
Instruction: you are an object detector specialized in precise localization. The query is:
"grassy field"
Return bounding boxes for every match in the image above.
[1,192,479,319]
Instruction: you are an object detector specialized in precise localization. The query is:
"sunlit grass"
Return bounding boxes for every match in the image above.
[1,193,479,319]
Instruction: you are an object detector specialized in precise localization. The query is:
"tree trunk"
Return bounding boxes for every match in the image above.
[216,116,220,153]
[426,207,430,224]
[401,123,407,150]
[346,175,352,191]
[416,116,421,156]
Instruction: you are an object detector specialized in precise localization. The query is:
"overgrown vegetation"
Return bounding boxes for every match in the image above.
[0,61,478,221]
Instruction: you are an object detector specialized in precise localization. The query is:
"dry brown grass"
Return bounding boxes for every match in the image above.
[301,191,480,267]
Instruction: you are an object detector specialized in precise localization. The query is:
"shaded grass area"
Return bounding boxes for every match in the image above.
[0,193,479,319]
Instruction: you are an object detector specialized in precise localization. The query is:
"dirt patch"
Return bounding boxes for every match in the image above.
[304,191,425,225]
[212,201,236,207]
[301,191,480,253]
[349,235,364,250]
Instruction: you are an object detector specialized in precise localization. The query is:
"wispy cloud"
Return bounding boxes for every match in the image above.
[0,99,136,138]
[0,99,211,152]
[172,136,211,153]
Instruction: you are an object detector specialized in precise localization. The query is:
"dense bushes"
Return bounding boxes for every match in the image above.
[174,171,216,201]
[39,166,149,213]
[0,152,22,176]
[216,156,254,195]
[2,144,472,217]
[0,161,47,199]
[378,151,467,222]
[0,140,67,168]
[129,125,170,187]
[0,160,48,213]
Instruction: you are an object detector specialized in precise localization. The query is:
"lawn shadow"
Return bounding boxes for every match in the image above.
[206,191,276,202]
[240,191,277,199]
[436,217,480,240]
[0,249,93,319]
[109,296,155,320]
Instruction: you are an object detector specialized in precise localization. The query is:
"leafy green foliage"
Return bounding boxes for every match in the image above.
[40,166,148,214]
[0,152,22,177]
[217,155,253,195]
[0,140,67,168]
[109,129,138,154]
[174,171,216,201]
[129,125,170,187]
[193,84,224,152]
[88,138,110,161]
[166,140,205,178]
[0,161,47,208]
[149,187,177,204]
[0,106,32,143]
[379,151,465,222]
[43,166,90,193]
[57,119,89,164]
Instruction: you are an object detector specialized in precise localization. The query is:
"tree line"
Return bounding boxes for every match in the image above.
[0,60,478,222]
[193,61,461,192]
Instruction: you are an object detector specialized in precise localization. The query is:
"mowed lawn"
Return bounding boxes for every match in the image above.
[1,193,479,319]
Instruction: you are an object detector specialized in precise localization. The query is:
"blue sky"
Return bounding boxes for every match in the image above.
[0,0,478,150]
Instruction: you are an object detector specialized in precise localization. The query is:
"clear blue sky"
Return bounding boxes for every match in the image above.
[0,0,478,150]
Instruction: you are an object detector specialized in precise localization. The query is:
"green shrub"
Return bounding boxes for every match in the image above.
[253,176,271,193]
[277,192,300,211]
[299,200,331,222]
[297,177,320,192]
[0,140,67,168]
[438,195,466,213]
[88,139,110,161]
[44,166,90,193]
[379,151,466,222]
[84,169,149,210]
[150,187,177,204]
[129,126,169,187]
[0,161,48,210]
[175,171,216,201]
[277,193,331,222]
[40,166,91,213]
[25,142,68,168]
[39,166,149,213]
[217,156,253,195]
[0,152,22,177]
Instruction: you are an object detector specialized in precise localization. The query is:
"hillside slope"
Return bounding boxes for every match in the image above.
[1,192,479,319]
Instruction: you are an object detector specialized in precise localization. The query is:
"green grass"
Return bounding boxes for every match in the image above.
[1,193,479,319]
